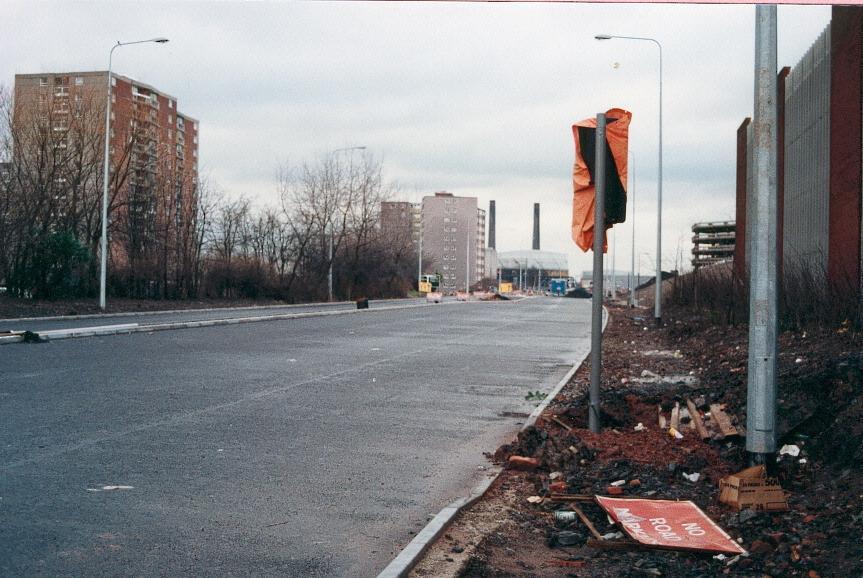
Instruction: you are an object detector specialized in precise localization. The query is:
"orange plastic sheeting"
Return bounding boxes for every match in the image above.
[571,108,631,252]
[595,496,747,555]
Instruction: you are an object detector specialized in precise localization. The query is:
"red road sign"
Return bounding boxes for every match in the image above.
[595,496,747,555]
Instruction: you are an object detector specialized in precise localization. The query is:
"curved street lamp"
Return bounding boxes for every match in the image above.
[595,33,663,325]
[100,37,169,310]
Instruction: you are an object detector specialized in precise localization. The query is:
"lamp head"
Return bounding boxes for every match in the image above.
[595,34,613,40]
[154,38,169,44]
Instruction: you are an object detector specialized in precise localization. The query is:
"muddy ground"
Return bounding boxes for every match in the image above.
[412,303,862,578]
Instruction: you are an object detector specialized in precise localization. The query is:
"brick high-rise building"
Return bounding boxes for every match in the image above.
[421,192,485,292]
[380,194,487,292]
[13,71,199,265]
[380,201,421,245]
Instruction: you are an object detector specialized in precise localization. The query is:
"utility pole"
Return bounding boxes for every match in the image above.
[612,229,617,299]
[629,150,637,307]
[746,5,779,463]
[589,113,607,434]
[465,231,470,292]
[417,212,422,289]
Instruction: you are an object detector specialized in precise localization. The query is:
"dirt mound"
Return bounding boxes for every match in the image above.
[438,304,863,578]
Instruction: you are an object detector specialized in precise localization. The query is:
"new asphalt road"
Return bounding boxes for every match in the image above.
[0,297,592,577]
[0,298,428,334]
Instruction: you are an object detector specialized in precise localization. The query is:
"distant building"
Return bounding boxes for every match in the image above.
[691,221,735,269]
[581,270,650,293]
[380,193,486,291]
[420,192,486,292]
[13,71,198,264]
[380,201,420,245]
[498,250,568,291]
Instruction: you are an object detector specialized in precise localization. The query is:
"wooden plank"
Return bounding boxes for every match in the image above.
[549,493,595,502]
[709,403,739,438]
[686,398,710,441]
[550,416,573,432]
[571,504,603,540]
[586,539,644,551]
[670,402,681,431]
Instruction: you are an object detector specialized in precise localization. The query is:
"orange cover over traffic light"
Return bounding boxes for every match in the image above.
[572,108,631,252]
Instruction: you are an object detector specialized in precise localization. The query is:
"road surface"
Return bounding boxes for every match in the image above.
[0,298,427,334]
[0,297,591,577]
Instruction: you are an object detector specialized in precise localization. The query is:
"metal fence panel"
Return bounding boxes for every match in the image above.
[783,24,832,278]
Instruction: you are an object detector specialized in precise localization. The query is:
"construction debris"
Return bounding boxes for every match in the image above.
[709,403,739,438]
[413,304,863,578]
[508,455,539,471]
[718,465,789,512]
[595,496,747,555]
[686,398,711,440]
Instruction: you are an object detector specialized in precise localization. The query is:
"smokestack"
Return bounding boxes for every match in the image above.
[488,200,496,249]
[532,203,540,250]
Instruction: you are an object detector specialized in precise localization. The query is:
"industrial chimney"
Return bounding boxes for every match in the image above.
[489,200,496,249]
[532,203,540,250]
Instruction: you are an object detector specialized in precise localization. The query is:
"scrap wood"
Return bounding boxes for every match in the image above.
[571,504,603,540]
[658,405,667,429]
[549,493,595,502]
[544,558,587,568]
[709,403,740,438]
[550,415,573,431]
[686,398,711,441]
[670,402,681,430]
[587,538,645,551]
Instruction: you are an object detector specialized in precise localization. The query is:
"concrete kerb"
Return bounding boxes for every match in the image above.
[0,299,358,324]
[377,305,609,578]
[1,298,526,345]
[1,302,439,345]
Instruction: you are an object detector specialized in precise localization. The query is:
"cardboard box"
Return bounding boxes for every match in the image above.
[719,465,789,512]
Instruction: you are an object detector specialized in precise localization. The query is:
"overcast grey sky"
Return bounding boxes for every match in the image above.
[2,2,832,276]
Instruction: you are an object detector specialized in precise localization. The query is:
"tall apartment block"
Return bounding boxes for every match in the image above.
[380,201,421,245]
[421,192,486,292]
[13,71,199,263]
[380,193,486,291]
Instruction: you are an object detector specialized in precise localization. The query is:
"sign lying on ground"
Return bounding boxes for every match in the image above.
[595,496,747,555]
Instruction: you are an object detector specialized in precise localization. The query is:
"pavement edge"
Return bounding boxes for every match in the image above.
[376,305,609,578]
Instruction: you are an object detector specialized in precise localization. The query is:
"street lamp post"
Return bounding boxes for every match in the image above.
[595,33,662,325]
[99,37,169,310]
[328,146,366,302]
[417,213,423,289]
[629,150,637,307]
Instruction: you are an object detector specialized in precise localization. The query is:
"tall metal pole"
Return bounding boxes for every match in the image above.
[99,38,168,310]
[655,41,663,326]
[99,48,116,311]
[327,231,333,301]
[589,113,607,434]
[629,150,637,307]
[612,229,617,298]
[417,214,423,288]
[594,34,662,325]
[465,230,470,292]
[746,5,778,461]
